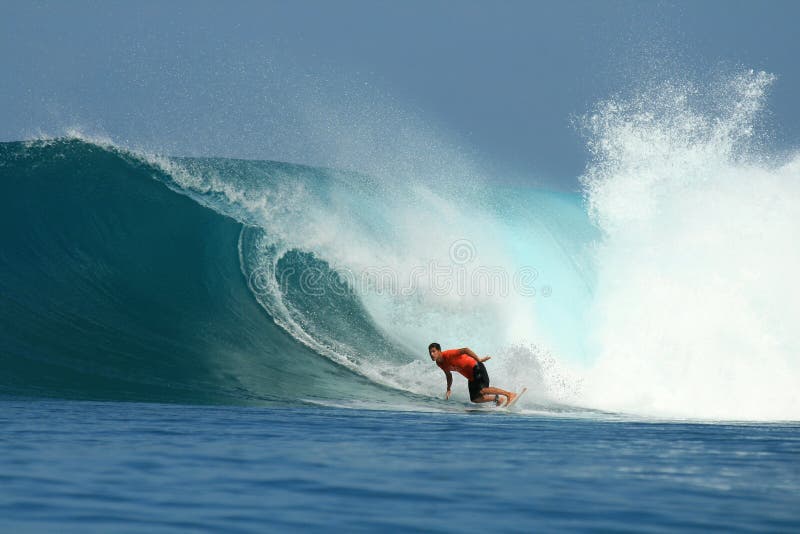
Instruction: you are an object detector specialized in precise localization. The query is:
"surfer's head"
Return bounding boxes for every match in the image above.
[428,342,442,361]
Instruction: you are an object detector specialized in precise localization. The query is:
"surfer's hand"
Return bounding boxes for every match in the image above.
[481,356,492,362]
[445,390,451,400]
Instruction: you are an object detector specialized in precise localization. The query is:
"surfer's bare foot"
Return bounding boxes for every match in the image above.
[505,393,516,406]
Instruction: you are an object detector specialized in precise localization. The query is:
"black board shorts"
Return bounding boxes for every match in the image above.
[468,362,491,401]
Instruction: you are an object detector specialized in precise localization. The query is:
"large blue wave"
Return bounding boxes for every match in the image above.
[0,139,408,405]
[4,68,797,423]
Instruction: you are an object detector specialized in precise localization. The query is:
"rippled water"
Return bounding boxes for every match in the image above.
[1,399,798,532]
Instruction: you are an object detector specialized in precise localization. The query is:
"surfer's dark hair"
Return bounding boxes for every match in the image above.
[428,342,441,352]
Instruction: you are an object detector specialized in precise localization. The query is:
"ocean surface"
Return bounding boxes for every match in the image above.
[2,399,798,532]
[1,70,799,530]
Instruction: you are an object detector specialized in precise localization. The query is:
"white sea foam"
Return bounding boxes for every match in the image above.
[577,71,800,420]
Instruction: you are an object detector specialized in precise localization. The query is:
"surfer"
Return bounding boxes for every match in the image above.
[429,342,517,406]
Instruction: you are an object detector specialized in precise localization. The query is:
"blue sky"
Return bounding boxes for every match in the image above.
[2,0,798,188]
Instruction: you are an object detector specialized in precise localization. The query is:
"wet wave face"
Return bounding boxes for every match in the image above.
[0,140,401,405]
[1,69,798,420]
[0,136,598,412]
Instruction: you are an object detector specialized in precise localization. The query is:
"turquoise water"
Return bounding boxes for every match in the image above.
[0,139,596,406]
[2,399,798,532]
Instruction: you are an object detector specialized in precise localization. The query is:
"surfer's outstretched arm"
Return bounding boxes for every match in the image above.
[459,347,491,363]
[443,369,453,399]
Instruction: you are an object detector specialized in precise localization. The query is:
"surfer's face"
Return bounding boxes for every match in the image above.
[429,347,442,361]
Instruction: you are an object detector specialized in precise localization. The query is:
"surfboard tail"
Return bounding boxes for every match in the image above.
[505,387,528,408]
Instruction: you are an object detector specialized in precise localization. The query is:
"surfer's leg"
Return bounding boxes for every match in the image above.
[469,364,515,405]
[471,394,500,404]
[480,387,516,406]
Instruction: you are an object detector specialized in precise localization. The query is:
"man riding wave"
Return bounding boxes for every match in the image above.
[429,342,517,406]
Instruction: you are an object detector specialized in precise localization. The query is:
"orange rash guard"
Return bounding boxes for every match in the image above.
[436,349,477,381]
